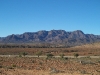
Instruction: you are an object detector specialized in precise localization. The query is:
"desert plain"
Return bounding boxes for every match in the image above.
[0,43,100,75]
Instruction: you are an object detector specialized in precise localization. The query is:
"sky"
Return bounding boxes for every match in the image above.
[0,0,100,37]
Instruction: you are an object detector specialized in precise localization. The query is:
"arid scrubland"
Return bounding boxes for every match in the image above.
[0,43,100,75]
[0,57,100,75]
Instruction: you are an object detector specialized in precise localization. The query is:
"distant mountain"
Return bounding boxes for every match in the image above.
[0,30,100,47]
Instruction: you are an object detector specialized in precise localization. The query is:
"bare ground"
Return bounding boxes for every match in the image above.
[0,57,100,75]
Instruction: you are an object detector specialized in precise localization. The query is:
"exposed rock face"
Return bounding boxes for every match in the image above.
[1,30,100,46]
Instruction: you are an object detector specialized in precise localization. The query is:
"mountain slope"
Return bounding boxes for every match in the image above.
[1,30,100,46]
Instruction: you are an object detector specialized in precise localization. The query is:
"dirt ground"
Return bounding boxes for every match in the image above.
[0,57,100,75]
[0,69,91,75]
[0,43,100,75]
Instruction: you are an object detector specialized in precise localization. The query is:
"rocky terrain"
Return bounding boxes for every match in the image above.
[0,57,100,75]
[0,30,100,47]
[0,42,100,75]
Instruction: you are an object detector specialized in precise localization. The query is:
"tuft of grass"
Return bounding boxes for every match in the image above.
[7,66,14,69]
[12,64,16,67]
[49,67,59,74]
[80,70,87,74]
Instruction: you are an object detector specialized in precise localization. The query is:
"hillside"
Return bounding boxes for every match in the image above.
[0,30,100,47]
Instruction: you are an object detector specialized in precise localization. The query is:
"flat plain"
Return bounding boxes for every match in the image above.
[0,43,100,75]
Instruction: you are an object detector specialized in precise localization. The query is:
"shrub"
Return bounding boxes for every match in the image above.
[50,67,59,74]
[46,53,54,58]
[0,65,2,68]
[59,54,65,58]
[74,53,79,58]
[36,51,42,57]
[7,66,14,69]
[19,53,22,57]
[22,52,28,57]
[12,64,16,67]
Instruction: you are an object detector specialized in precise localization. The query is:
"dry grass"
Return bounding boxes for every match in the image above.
[0,46,100,56]
[0,43,100,75]
[0,57,100,75]
[0,69,87,75]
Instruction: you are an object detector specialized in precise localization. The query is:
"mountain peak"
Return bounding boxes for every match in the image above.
[74,30,84,33]
[1,30,100,47]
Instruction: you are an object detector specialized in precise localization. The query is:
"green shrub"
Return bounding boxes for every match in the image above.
[74,53,79,58]
[19,53,22,57]
[7,66,14,69]
[0,65,2,68]
[46,53,54,58]
[22,52,28,57]
[12,64,16,67]
[36,51,42,57]
[59,54,65,58]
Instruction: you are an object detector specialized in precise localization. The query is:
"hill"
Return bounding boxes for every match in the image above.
[0,30,100,47]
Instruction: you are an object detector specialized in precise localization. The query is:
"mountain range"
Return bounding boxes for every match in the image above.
[0,30,100,47]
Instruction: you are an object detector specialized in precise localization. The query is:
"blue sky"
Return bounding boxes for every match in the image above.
[0,0,100,37]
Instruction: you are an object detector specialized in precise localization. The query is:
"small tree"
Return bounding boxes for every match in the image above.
[59,54,65,58]
[36,51,42,57]
[22,52,27,57]
[74,53,79,58]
